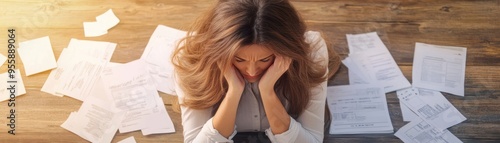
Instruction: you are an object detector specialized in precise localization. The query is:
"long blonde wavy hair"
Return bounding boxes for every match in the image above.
[172,0,340,116]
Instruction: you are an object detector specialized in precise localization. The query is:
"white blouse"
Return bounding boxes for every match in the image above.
[175,31,330,143]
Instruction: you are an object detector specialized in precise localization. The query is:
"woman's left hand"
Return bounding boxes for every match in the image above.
[258,55,292,94]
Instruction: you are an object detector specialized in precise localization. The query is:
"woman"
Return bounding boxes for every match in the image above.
[172,0,340,142]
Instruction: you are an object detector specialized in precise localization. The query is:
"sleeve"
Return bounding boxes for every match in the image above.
[174,74,238,143]
[264,31,330,143]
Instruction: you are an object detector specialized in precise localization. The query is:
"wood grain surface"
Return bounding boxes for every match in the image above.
[0,0,498,142]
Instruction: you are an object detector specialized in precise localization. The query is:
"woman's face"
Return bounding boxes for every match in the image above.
[233,44,275,83]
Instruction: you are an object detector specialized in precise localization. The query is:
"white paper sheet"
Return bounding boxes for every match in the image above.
[101,59,158,111]
[327,84,394,134]
[140,25,187,95]
[0,69,26,102]
[344,32,411,93]
[349,48,411,93]
[395,118,462,143]
[399,100,418,122]
[342,57,372,84]
[54,52,107,101]
[397,87,466,131]
[41,48,74,97]
[412,42,467,96]
[42,39,115,98]
[83,22,108,37]
[95,9,120,30]
[117,136,137,143]
[18,36,57,76]
[119,108,152,133]
[397,88,419,122]
[84,9,120,37]
[66,38,116,61]
[61,97,124,143]
[346,32,389,54]
[141,97,175,135]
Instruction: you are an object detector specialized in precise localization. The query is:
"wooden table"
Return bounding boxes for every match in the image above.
[1,0,498,142]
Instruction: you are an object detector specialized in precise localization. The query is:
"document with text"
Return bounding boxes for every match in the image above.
[344,32,411,92]
[397,87,466,131]
[327,84,394,134]
[412,42,467,96]
[141,25,187,95]
[61,96,124,143]
[395,118,462,143]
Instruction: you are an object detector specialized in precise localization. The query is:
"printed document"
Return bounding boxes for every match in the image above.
[397,87,466,131]
[412,42,467,96]
[395,118,462,143]
[344,32,411,92]
[327,84,393,134]
[141,25,187,95]
[61,97,124,143]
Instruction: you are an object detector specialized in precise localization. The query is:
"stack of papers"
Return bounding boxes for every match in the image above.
[41,39,116,100]
[327,32,402,134]
[101,60,175,135]
[342,32,411,92]
[60,53,176,142]
[327,84,393,134]
[394,42,467,143]
[330,32,467,143]
[56,25,183,141]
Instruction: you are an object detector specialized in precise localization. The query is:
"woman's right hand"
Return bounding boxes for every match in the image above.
[224,65,245,95]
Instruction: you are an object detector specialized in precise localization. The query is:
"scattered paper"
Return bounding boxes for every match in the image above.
[141,25,187,95]
[18,36,57,76]
[412,42,467,96]
[141,97,175,135]
[83,22,108,37]
[117,136,137,143]
[41,48,75,97]
[342,57,372,84]
[395,118,462,143]
[344,32,411,92]
[0,69,26,102]
[327,84,393,134]
[346,32,389,54]
[61,97,124,143]
[66,38,117,61]
[397,87,466,131]
[54,51,107,101]
[398,98,418,122]
[42,39,116,98]
[84,9,120,37]
[101,59,158,110]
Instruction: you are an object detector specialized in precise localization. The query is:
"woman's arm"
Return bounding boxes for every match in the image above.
[258,56,293,134]
[176,65,245,143]
[212,89,242,137]
[260,31,337,143]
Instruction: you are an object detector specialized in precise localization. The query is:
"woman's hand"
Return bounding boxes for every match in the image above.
[259,55,292,94]
[224,65,245,95]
